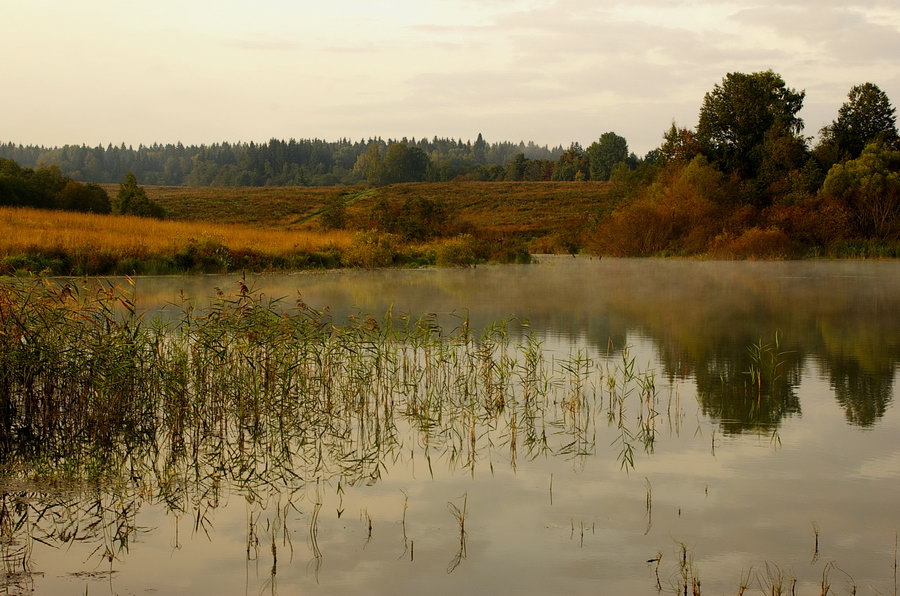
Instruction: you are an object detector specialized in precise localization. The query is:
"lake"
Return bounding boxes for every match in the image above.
[3,256,899,595]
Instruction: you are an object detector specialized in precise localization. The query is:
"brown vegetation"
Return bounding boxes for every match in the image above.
[110,181,611,234]
[0,207,353,275]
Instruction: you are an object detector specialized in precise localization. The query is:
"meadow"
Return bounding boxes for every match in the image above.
[2,182,613,275]
[4,175,896,276]
[102,180,611,235]
[0,206,354,275]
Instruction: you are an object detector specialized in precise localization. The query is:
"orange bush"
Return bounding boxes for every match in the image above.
[765,196,854,247]
[708,227,794,259]
[588,193,719,256]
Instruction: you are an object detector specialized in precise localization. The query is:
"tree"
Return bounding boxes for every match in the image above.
[821,142,900,238]
[113,172,165,218]
[696,70,805,178]
[551,144,589,181]
[586,132,629,181]
[382,143,430,184]
[473,133,487,165]
[658,123,701,165]
[505,153,527,181]
[353,143,384,186]
[31,165,69,198]
[822,83,898,161]
[57,181,111,213]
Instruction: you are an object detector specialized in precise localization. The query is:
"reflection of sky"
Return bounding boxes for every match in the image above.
[120,256,900,429]
[32,375,900,594]
[29,257,900,593]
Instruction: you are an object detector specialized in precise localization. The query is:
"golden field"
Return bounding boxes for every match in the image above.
[0,206,354,255]
[0,206,356,275]
[3,181,615,274]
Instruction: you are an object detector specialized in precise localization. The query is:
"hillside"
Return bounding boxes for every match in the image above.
[101,181,612,238]
[2,182,613,275]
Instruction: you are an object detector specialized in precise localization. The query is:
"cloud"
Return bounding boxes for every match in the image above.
[732,5,900,63]
[6,0,900,153]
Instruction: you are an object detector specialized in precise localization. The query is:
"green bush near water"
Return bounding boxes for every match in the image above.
[435,234,478,266]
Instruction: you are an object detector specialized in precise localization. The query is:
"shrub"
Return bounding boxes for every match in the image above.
[343,231,400,268]
[435,234,477,266]
[765,196,853,248]
[589,194,720,257]
[709,227,794,259]
[173,237,232,272]
[821,142,900,238]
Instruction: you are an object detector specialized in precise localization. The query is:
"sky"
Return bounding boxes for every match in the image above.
[3,0,900,155]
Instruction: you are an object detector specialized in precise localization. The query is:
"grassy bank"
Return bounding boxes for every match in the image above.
[0,206,358,275]
[10,178,897,272]
[0,204,536,275]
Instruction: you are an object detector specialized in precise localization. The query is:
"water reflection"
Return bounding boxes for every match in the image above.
[7,258,897,594]
[827,356,895,427]
[693,335,802,434]
[0,281,671,592]
[125,257,900,432]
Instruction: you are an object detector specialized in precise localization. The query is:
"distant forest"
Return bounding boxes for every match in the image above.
[0,136,578,186]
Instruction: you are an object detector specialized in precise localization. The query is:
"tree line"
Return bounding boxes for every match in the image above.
[0,136,566,187]
[590,73,899,254]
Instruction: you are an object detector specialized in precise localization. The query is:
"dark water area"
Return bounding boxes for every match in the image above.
[4,257,899,594]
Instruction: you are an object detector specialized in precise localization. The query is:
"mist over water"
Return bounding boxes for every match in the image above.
[8,257,900,594]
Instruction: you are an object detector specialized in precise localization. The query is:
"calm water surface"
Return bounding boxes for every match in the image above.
[10,257,900,594]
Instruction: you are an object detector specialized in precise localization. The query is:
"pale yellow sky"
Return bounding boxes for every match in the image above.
[2,0,899,153]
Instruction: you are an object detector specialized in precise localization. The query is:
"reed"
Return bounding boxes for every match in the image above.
[0,276,680,585]
[1,279,896,593]
[447,493,468,573]
[745,331,792,404]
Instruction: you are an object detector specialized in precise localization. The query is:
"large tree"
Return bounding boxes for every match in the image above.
[658,123,701,165]
[586,132,628,181]
[382,143,430,184]
[353,143,383,186]
[696,70,805,178]
[821,83,898,162]
[551,144,589,181]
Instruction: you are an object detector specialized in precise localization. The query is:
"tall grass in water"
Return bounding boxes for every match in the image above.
[0,277,665,586]
[0,277,668,479]
[745,331,792,405]
[0,280,895,593]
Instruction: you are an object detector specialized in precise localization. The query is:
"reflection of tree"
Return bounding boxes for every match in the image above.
[129,259,900,436]
[825,357,895,427]
[547,260,900,433]
[693,345,802,435]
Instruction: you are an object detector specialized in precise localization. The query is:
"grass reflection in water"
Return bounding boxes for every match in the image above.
[2,277,895,594]
[0,278,666,588]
